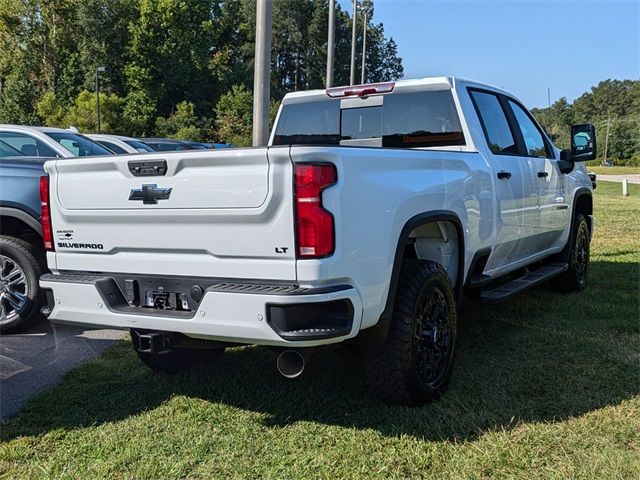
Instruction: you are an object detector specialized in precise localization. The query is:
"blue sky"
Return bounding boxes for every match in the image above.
[338,0,639,108]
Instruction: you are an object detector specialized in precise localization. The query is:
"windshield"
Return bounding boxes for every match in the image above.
[124,140,155,153]
[0,139,24,157]
[273,90,465,149]
[45,132,113,156]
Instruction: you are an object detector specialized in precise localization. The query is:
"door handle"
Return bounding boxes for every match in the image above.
[538,171,549,178]
[497,171,512,180]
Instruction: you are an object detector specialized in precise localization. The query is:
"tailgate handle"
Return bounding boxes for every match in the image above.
[128,160,167,177]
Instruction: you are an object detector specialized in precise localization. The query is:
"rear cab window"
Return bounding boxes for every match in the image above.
[273,90,465,149]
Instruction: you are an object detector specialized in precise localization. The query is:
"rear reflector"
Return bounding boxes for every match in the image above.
[326,82,395,98]
[39,176,54,251]
[294,164,337,258]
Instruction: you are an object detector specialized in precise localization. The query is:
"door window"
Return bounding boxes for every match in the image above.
[97,140,127,154]
[0,132,59,157]
[470,91,517,155]
[44,132,113,156]
[508,100,549,158]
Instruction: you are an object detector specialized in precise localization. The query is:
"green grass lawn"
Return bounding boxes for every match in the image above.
[590,166,640,175]
[1,183,639,479]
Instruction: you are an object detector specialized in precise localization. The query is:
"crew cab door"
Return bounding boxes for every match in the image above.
[505,99,569,250]
[469,89,537,270]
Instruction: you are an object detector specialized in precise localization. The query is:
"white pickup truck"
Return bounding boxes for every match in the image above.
[39,77,596,406]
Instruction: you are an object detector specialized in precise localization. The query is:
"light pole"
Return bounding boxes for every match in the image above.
[326,0,335,88]
[361,6,368,84]
[95,66,106,133]
[252,0,272,147]
[349,0,357,85]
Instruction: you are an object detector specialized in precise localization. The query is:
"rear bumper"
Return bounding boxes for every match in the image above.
[40,273,362,347]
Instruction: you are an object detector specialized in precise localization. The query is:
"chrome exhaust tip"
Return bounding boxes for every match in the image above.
[276,349,305,378]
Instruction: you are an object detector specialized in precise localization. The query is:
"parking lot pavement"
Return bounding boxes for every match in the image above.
[0,321,127,419]
[597,174,640,184]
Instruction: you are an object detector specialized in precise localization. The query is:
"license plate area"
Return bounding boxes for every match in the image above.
[144,288,190,311]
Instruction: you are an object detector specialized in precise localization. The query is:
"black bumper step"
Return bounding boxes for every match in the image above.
[479,262,568,304]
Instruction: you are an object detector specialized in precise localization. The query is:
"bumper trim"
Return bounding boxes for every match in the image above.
[40,273,363,347]
[40,272,352,319]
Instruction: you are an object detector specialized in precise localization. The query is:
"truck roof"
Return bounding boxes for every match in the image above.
[86,133,142,142]
[281,76,511,103]
[0,124,81,134]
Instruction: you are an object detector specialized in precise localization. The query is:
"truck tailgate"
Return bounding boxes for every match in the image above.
[45,147,297,280]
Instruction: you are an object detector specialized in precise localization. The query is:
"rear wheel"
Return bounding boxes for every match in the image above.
[131,330,225,374]
[551,213,590,292]
[364,259,458,406]
[0,236,42,334]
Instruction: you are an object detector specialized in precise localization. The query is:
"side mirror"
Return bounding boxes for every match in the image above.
[570,123,597,162]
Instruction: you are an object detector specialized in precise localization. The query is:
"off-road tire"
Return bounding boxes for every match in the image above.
[131,330,225,374]
[364,259,458,406]
[0,236,42,334]
[551,213,590,293]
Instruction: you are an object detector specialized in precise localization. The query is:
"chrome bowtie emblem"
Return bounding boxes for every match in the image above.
[129,184,172,205]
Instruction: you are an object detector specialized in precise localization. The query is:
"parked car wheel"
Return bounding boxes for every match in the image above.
[0,236,42,333]
[551,213,590,293]
[130,329,225,374]
[364,259,458,406]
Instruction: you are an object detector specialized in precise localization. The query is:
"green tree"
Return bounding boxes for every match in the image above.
[533,79,639,165]
[122,89,157,136]
[60,90,125,133]
[214,85,254,147]
[156,101,203,141]
[214,85,278,146]
[127,0,220,116]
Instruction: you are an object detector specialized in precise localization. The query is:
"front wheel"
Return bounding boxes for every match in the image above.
[364,259,458,406]
[551,213,590,293]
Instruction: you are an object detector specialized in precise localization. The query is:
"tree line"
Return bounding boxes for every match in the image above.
[532,79,639,166]
[0,0,403,145]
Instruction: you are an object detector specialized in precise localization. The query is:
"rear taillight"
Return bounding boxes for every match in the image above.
[39,175,54,251]
[294,164,337,258]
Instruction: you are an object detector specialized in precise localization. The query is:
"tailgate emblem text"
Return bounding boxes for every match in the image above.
[129,184,172,204]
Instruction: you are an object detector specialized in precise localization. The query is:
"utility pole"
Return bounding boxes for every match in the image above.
[95,66,106,133]
[360,7,368,84]
[547,88,551,109]
[349,0,357,85]
[603,114,611,165]
[326,0,335,88]
[252,0,272,146]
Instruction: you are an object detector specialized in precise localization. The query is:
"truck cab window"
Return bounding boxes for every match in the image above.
[341,106,383,141]
[470,91,517,155]
[383,90,465,148]
[508,100,549,158]
[273,100,340,146]
[275,90,465,149]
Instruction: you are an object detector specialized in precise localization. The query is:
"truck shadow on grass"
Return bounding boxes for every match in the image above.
[2,260,639,442]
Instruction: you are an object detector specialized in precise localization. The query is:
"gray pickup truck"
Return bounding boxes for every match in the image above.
[0,156,49,332]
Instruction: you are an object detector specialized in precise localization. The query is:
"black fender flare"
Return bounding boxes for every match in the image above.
[555,187,592,262]
[0,206,42,236]
[351,210,465,346]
